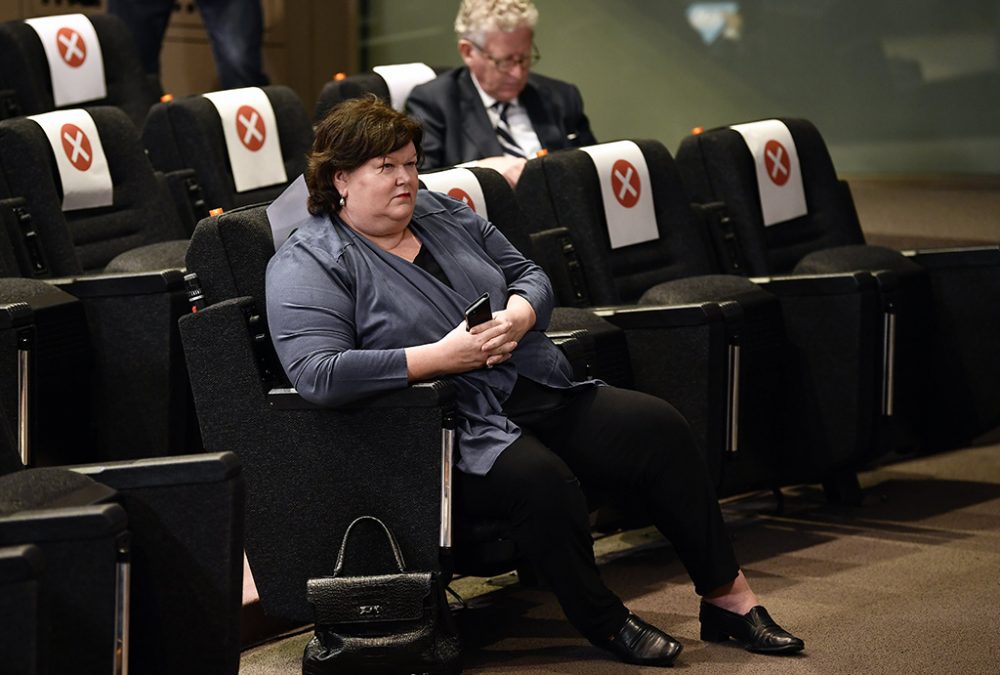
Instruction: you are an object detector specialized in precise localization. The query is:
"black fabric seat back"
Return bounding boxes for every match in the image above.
[184,201,285,384]
[185,201,275,317]
[419,166,534,256]
[315,73,392,120]
[0,106,186,275]
[314,66,448,122]
[516,140,720,305]
[0,14,156,128]
[143,86,313,213]
[675,118,866,275]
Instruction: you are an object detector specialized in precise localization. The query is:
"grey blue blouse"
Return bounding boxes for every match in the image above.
[265,189,587,475]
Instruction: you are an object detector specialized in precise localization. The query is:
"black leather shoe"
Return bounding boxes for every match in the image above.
[593,612,683,667]
[699,602,804,654]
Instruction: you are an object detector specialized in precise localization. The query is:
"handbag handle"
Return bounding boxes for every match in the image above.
[333,515,407,577]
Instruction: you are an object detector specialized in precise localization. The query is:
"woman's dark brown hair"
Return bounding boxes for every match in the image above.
[306,94,424,215]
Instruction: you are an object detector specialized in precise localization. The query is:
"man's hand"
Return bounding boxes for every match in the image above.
[470,155,527,187]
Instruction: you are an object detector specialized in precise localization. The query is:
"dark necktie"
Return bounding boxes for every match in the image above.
[492,102,526,159]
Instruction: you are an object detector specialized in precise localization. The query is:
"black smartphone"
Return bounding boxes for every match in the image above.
[464,291,492,331]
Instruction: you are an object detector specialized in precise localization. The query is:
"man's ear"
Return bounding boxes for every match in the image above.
[458,39,475,65]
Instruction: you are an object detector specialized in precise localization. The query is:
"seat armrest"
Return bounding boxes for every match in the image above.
[267,380,457,410]
[0,503,126,543]
[554,302,733,461]
[547,331,589,381]
[594,301,734,329]
[67,451,242,489]
[50,269,187,297]
[750,271,877,297]
[0,301,32,329]
[903,245,1000,269]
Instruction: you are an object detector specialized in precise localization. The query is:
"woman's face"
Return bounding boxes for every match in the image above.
[333,142,420,236]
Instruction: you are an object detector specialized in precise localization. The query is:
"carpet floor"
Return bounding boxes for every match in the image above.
[240,440,1000,674]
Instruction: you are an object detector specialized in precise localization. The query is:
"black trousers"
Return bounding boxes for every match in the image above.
[456,384,740,641]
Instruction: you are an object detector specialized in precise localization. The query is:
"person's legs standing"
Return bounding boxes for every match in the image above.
[107,0,173,77]
[195,0,269,88]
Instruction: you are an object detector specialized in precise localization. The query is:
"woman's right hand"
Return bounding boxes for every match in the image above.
[405,318,516,381]
[438,318,517,372]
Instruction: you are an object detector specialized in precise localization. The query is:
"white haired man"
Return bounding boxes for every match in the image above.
[406,0,596,186]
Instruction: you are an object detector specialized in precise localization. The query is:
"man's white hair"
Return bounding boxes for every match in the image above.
[454,0,539,42]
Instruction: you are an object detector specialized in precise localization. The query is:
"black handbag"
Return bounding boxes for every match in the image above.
[302,515,462,675]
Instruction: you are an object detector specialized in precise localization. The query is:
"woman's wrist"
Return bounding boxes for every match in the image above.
[506,293,536,333]
[405,342,446,381]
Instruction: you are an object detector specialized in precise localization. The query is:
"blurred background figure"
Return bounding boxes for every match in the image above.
[107,0,269,90]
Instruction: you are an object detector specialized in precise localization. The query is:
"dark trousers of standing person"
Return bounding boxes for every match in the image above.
[456,384,740,642]
[107,0,269,89]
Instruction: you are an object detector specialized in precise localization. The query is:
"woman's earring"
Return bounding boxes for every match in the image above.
[339,196,346,208]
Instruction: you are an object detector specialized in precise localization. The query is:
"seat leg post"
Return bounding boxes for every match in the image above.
[114,533,131,675]
[17,323,33,466]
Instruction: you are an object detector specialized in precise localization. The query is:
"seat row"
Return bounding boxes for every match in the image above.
[1,12,998,673]
[175,119,1000,634]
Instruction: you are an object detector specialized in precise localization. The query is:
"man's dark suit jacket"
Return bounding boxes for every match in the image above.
[406,66,597,169]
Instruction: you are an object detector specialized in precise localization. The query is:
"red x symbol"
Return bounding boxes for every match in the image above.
[236,105,266,151]
[447,187,476,213]
[763,140,791,186]
[60,123,93,171]
[610,159,640,208]
[56,27,87,68]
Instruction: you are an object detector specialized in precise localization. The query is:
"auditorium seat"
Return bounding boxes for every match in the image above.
[0,107,194,463]
[0,365,245,675]
[181,203,460,622]
[420,164,782,498]
[515,140,886,498]
[675,118,1000,449]
[0,13,158,128]
[0,544,43,675]
[0,480,125,675]
[314,63,445,121]
[143,85,313,215]
[0,106,188,274]
[419,167,635,391]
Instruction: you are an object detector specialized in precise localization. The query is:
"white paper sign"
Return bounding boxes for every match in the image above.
[730,120,807,227]
[580,141,658,249]
[28,109,113,212]
[372,63,437,111]
[203,87,288,193]
[24,14,106,107]
[419,168,489,222]
[266,174,310,251]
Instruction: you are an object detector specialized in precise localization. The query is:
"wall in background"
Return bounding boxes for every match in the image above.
[365,0,1000,176]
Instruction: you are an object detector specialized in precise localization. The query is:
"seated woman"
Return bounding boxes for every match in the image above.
[265,95,804,667]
